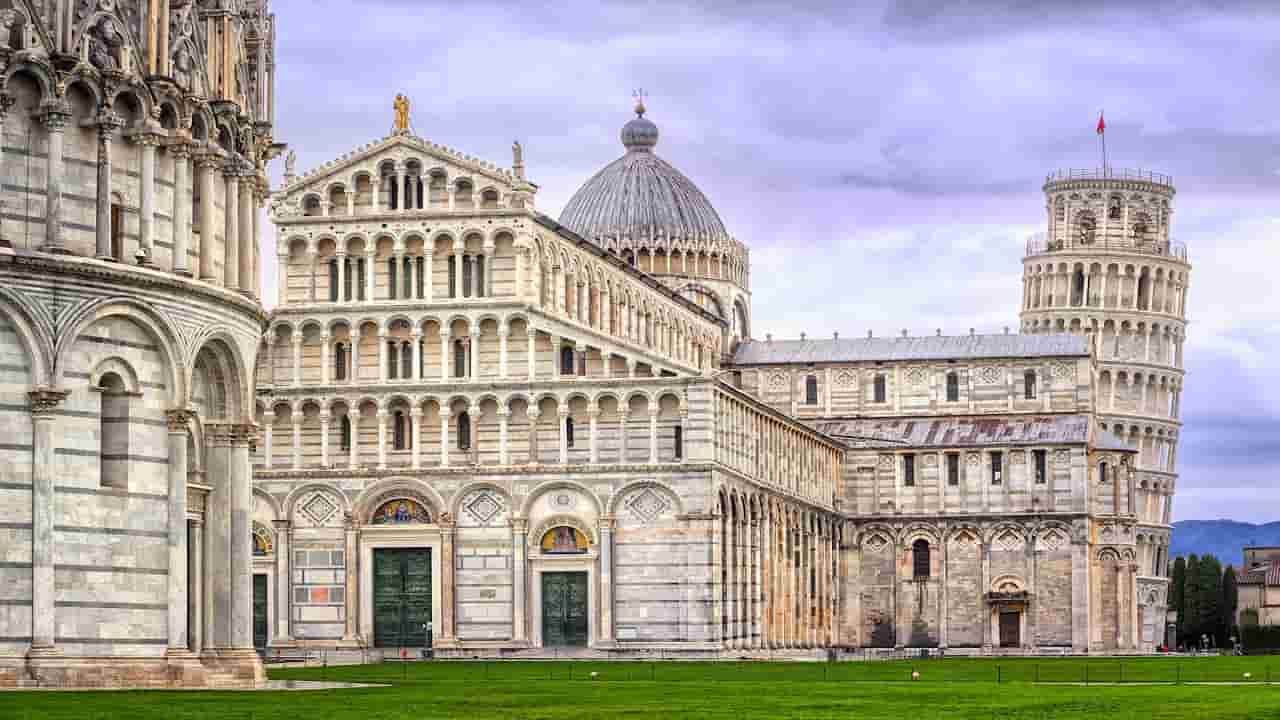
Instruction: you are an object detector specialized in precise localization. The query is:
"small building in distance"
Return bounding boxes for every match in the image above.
[1236,547,1280,625]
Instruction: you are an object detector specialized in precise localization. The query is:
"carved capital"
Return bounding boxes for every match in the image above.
[437,511,454,527]
[165,408,194,433]
[28,388,68,416]
[38,100,72,132]
[205,423,233,446]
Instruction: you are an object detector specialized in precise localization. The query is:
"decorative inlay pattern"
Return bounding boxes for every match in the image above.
[300,492,339,526]
[624,487,671,524]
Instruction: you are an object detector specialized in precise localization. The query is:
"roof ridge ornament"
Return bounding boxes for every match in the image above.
[393,93,411,135]
[633,88,647,117]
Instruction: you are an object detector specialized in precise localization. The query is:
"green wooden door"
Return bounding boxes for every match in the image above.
[373,548,433,648]
[542,572,588,647]
[253,574,269,649]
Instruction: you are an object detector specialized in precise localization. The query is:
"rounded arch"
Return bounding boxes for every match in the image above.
[520,479,605,518]
[353,476,447,523]
[529,515,597,550]
[254,487,284,521]
[0,286,54,385]
[608,479,685,516]
[283,482,351,524]
[53,297,184,407]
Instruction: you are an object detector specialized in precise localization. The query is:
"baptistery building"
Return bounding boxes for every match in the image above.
[0,0,278,688]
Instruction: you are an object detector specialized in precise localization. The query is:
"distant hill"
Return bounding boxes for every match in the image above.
[1170,520,1280,566]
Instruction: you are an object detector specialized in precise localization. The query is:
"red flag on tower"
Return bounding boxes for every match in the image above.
[1096,111,1108,171]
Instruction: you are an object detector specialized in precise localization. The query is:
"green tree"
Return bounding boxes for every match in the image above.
[1222,565,1239,644]
[1197,555,1223,647]
[1170,556,1187,643]
[1183,554,1201,647]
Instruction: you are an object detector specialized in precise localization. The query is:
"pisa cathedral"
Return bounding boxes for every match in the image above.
[0,0,1189,689]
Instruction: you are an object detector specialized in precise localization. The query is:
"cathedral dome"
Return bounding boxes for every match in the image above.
[559,102,730,245]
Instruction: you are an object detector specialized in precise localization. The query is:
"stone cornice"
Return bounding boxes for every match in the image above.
[254,461,712,481]
[258,374,698,399]
[0,250,268,326]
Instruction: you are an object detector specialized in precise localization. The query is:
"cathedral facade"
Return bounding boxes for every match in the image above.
[255,99,1183,660]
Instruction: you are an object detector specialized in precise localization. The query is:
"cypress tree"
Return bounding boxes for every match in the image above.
[1183,554,1201,647]
[1170,556,1186,647]
[1198,555,1222,647]
[1222,565,1239,645]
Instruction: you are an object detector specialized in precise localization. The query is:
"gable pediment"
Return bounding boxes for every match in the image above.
[280,132,521,200]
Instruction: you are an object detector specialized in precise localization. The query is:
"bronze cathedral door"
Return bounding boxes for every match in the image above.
[542,572,589,647]
[374,549,433,648]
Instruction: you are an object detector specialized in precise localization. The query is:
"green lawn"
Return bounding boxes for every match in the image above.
[5,657,1280,719]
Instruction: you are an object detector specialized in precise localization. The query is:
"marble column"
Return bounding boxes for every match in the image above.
[230,425,254,650]
[511,518,527,643]
[203,426,230,651]
[238,177,254,294]
[170,142,193,274]
[166,410,193,656]
[188,518,204,654]
[365,250,376,300]
[94,114,124,260]
[423,250,434,301]
[469,330,480,379]
[410,409,422,469]
[28,388,67,654]
[648,409,659,463]
[348,416,359,468]
[134,130,161,264]
[377,331,388,383]
[439,523,457,644]
[271,519,292,644]
[440,333,451,381]
[498,328,509,378]
[320,332,331,385]
[262,411,273,469]
[526,409,540,464]
[588,409,599,464]
[39,102,71,253]
[598,516,615,645]
[197,154,220,281]
[557,409,569,464]
[377,410,388,468]
[526,330,537,380]
[439,410,451,467]
[342,515,359,642]
[497,409,510,465]
[223,165,240,289]
[319,412,330,467]
[410,331,422,380]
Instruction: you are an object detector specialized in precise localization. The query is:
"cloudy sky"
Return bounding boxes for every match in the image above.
[265,0,1280,522]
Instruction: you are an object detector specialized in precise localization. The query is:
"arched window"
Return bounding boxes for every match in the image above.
[415,176,424,209]
[457,412,471,450]
[453,339,467,378]
[415,257,425,299]
[387,259,398,300]
[475,255,485,298]
[386,340,398,379]
[340,415,352,451]
[804,375,818,405]
[674,426,683,460]
[328,260,339,301]
[448,256,458,297]
[1072,269,1085,305]
[565,417,575,448]
[356,257,367,300]
[334,343,347,381]
[98,372,130,489]
[388,176,399,209]
[1024,370,1037,399]
[462,254,472,297]
[912,539,930,579]
[1077,210,1097,244]
[946,371,959,402]
[1099,462,1109,484]
[873,374,887,403]
[400,342,412,379]
[393,411,408,450]
[560,346,574,375]
[1108,197,1122,220]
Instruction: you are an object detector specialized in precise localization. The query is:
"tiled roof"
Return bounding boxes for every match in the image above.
[815,414,1092,449]
[731,333,1089,365]
[1238,563,1280,586]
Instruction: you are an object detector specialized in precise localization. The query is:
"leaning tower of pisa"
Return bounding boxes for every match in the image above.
[1020,168,1189,651]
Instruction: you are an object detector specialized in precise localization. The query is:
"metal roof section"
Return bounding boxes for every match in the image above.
[731,333,1090,365]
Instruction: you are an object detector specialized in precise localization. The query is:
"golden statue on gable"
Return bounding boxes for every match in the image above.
[394,94,411,132]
